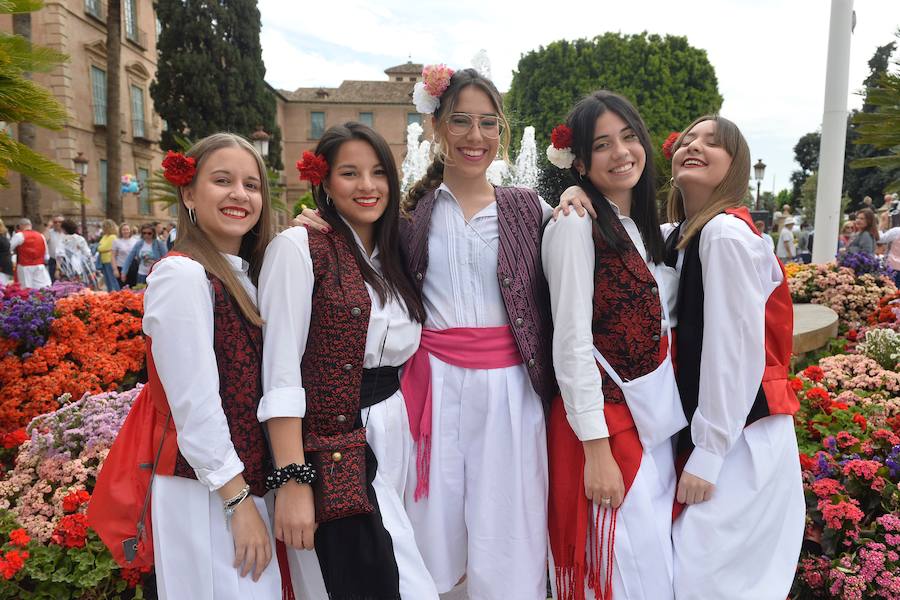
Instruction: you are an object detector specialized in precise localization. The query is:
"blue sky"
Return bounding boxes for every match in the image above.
[258,0,900,197]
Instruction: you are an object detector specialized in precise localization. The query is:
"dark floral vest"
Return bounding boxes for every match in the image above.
[401,186,556,403]
[591,217,663,404]
[173,274,271,496]
[300,230,371,438]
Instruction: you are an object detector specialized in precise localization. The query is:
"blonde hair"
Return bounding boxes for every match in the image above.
[101,219,118,236]
[666,115,751,249]
[173,133,274,326]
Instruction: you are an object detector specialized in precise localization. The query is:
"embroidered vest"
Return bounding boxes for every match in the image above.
[300,230,372,438]
[147,266,271,497]
[401,186,555,402]
[665,208,799,456]
[16,230,46,266]
[591,217,664,404]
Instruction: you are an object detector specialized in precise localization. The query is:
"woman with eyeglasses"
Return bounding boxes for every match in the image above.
[123,224,168,285]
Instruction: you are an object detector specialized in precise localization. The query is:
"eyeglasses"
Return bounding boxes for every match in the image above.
[446,113,503,139]
[141,231,154,236]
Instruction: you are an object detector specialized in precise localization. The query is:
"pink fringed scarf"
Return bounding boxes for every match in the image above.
[400,326,523,499]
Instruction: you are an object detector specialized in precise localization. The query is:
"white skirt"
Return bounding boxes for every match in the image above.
[285,390,439,600]
[16,264,50,289]
[404,357,549,599]
[673,415,804,600]
[151,476,283,600]
[549,439,676,600]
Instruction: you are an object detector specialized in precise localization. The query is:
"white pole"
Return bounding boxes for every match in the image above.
[812,0,854,264]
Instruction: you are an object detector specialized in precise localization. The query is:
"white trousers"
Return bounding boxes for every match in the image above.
[286,391,439,600]
[673,415,804,600]
[405,358,549,600]
[151,476,283,600]
[17,264,50,289]
[549,440,676,600]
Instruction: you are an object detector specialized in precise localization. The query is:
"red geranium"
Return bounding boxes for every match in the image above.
[802,365,825,382]
[852,413,868,432]
[62,489,91,514]
[661,132,680,160]
[1,430,28,449]
[550,125,573,150]
[789,377,803,392]
[0,550,28,580]
[297,151,329,186]
[7,529,29,548]
[51,513,89,548]
[799,452,816,472]
[161,151,197,187]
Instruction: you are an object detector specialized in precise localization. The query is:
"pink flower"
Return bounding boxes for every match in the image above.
[842,459,882,481]
[810,478,844,498]
[422,64,454,97]
[819,498,864,531]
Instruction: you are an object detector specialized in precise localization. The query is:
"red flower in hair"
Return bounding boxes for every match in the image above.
[161,151,197,186]
[297,151,329,186]
[662,132,680,160]
[550,125,573,150]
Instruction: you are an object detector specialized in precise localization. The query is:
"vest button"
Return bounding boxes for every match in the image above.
[527,358,536,367]
[415,272,423,281]
[514,317,524,327]
[336,414,347,423]
[343,363,353,371]
[331,452,343,463]
[501,277,511,288]
[652,334,661,342]
[350,307,361,316]
[650,286,658,295]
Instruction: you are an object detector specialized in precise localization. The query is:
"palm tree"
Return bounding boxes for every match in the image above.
[105,0,123,222]
[0,0,82,211]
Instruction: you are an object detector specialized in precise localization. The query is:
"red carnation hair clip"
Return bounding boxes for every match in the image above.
[162,151,197,186]
[297,151,329,186]
[546,124,575,169]
[661,132,680,161]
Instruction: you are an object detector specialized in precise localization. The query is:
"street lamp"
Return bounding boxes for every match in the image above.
[250,125,270,160]
[753,158,766,210]
[73,152,89,236]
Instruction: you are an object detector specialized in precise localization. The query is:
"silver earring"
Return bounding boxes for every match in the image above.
[325,195,333,206]
[669,177,678,190]
[188,207,197,225]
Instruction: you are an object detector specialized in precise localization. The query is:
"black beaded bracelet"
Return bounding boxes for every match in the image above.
[265,462,317,490]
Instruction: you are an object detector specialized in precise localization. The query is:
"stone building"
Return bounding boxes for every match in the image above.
[274,61,434,204]
[0,0,171,231]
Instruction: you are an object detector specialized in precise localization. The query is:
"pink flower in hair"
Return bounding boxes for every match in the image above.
[422,64,454,97]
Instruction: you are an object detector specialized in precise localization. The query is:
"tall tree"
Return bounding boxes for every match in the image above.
[506,32,723,201]
[0,0,80,213]
[11,8,41,224]
[151,0,282,168]
[105,0,122,223]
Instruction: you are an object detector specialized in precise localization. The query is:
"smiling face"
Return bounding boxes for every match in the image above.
[324,139,389,234]
[578,110,645,202]
[436,85,500,180]
[182,145,263,255]
[672,119,733,195]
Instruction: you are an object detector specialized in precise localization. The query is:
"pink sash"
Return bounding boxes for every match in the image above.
[401,326,522,499]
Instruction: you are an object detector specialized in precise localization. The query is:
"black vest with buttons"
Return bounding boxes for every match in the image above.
[301,230,371,438]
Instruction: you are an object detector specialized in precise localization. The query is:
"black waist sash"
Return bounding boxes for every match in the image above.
[359,366,401,410]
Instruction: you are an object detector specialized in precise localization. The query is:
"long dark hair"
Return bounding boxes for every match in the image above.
[310,122,426,322]
[403,68,510,212]
[566,90,664,264]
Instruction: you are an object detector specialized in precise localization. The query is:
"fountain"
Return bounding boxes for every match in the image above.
[400,122,428,193]
[512,126,538,190]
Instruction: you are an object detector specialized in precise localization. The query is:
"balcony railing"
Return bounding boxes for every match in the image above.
[125,26,147,49]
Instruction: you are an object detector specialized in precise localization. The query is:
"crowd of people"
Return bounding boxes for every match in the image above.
[0,216,177,290]
[76,64,821,600]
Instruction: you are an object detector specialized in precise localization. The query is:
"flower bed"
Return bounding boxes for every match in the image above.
[0,285,145,434]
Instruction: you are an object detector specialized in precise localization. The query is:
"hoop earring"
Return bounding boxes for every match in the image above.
[669,177,678,190]
[188,207,197,225]
[325,195,332,207]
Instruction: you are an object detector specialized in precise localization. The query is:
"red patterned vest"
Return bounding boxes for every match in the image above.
[300,230,371,438]
[401,186,555,402]
[146,263,271,496]
[591,217,664,404]
[16,230,46,266]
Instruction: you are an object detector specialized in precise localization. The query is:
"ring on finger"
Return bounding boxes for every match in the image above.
[600,497,612,507]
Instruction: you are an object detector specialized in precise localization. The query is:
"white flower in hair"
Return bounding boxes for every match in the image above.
[546,145,575,170]
[413,81,440,115]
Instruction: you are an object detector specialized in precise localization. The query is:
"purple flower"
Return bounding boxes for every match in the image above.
[0,294,57,354]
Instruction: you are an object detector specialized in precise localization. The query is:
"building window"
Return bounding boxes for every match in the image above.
[395,77,402,82]
[407,113,423,127]
[124,0,137,39]
[138,167,150,214]
[84,0,103,19]
[99,159,108,212]
[169,203,178,218]
[90,66,107,126]
[358,112,373,127]
[131,85,146,138]
[310,112,325,139]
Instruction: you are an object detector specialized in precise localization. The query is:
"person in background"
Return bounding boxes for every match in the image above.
[10,218,51,289]
[0,222,13,286]
[838,222,855,250]
[862,195,874,210]
[877,213,900,285]
[773,204,791,231]
[167,221,177,250]
[776,217,796,262]
[755,220,775,252]
[56,219,99,288]
[846,207,879,257]
[797,221,813,264]
[113,223,139,286]
[97,219,120,291]
[123,224,167,285]
[45,215,65,282]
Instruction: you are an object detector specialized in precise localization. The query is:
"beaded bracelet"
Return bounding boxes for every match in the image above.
[265,462,317,490]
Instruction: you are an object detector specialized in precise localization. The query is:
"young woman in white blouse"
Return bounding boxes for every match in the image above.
[259,122,438,600]
[139,133,281,598]
[664,116,803,600]
[542,91,682,600]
